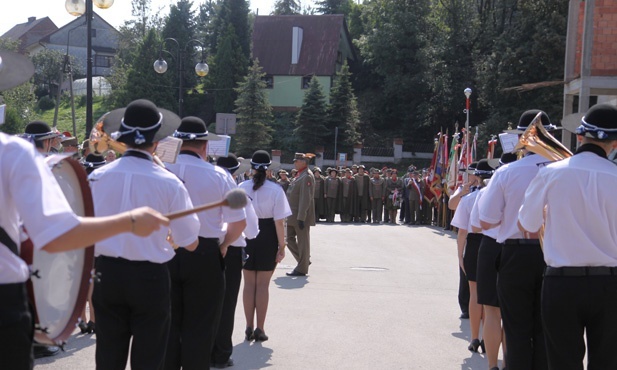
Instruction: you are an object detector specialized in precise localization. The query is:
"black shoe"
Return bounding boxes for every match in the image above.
[213,358,234,368]
[253,328,268,342]
[78,320,89,334]
[33,345,60,359]
[245,327,254,341]
[459,312,469,319]
[286,270,306,277]
[86,321,95,333]
[468,338,484,353]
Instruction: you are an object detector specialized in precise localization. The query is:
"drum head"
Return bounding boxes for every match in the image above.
[25,156,94,345]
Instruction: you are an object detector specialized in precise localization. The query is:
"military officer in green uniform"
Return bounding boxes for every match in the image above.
[285,153,315,276]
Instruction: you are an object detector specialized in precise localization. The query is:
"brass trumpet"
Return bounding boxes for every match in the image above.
[89,113,166,167]
[515,111,573,248]
[514,111,573,160]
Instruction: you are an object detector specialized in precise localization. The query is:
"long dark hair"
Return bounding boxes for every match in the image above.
[252,169,266,191]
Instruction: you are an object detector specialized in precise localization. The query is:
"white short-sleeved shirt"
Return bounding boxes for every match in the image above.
[470,188,499,239]
[478,154,545,243]
[451,190,479,233]
[167,154,246,240]
[0,134,79,283]
[89,151,199,263]
[519,151,617,267]
[239,179,292,221]
[227,199,259,247]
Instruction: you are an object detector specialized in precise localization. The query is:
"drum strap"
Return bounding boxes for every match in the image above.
[0,226,18,256]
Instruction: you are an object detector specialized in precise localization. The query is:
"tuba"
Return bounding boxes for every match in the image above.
[89,113,166,167]
[514,111,573,248]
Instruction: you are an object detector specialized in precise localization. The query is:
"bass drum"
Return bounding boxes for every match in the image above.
[20,155,94,346]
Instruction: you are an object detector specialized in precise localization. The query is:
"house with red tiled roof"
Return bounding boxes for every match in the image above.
[252,15,356,111]
[1,16,58,54]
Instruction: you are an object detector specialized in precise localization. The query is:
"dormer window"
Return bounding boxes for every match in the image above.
[292,26,303,64]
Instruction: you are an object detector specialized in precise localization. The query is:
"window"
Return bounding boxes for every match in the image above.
[302,76,312,89]
[94,55,113,68]
[262,75,273,89]
[92,29,97,38]
[337,51,343,64]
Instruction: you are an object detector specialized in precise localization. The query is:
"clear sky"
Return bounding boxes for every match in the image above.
[0,0,314,36]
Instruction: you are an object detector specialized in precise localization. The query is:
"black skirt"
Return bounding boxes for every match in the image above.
[476,235,502,307]
[243,218,279,271]
[463,233,483,282]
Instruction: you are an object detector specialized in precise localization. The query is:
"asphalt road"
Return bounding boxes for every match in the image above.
[35,220,502,370]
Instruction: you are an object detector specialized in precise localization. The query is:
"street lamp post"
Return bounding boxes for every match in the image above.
[464,87,472,164]
[153,38,209,117]
[463,87,472,181]
[65,0,114,139]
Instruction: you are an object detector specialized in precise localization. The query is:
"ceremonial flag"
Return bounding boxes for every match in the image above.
[487,135,497,159]
[446,131,460,195]
[471,127,478,162]
[430,131,445,200]
[426,131,441,202]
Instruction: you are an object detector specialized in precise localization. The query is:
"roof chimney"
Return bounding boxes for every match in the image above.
[292,27,303,65]
[28,17,36,23]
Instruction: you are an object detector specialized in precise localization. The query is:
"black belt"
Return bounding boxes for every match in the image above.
[96,255,161,266]
[545,266,617,277]
[504,238,540,246]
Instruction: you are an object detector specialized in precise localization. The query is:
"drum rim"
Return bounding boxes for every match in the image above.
[21,157,95,345]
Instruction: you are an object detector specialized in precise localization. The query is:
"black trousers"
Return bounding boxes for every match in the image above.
[498,242,547,370]
[458,267,470,315]
[542,273,617,370]
[165,238,225,370]
[0,283,33,370]
[93,256,171,370]
[211,246,244,365]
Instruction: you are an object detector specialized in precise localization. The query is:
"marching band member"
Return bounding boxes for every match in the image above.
[0,50,169,370]
[212,153,259,369]
[519,104,617,369]
[470,157,510,370]
[240,150,292,341]
[478,110,557,370]
[89,99,200,370]
[164,117,246,370]
[451,161,484,354]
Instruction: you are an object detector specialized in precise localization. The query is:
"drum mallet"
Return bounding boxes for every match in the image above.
[164,188,248,220]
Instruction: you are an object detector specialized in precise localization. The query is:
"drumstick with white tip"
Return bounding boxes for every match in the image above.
[164,188,248,220]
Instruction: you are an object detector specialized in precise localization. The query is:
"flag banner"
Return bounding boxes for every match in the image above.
[430,131,445,200]
[446,131,460,196]
[487,136,497,159]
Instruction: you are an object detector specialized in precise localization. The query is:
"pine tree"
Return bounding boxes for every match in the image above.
[233,59,273,156]
[327,62,360,152]
[294,76,329,153]
[273,0,300,15]
[216,0,251,60]
[315,0,352,15]
[211,24,248,114]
